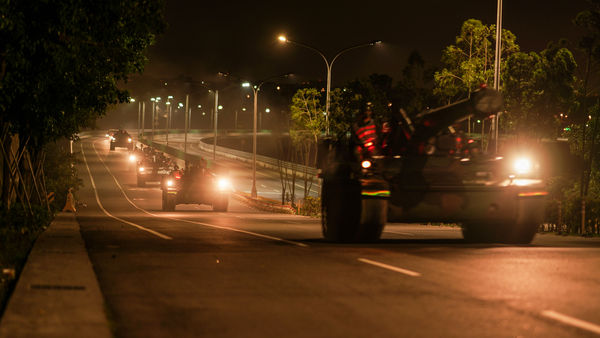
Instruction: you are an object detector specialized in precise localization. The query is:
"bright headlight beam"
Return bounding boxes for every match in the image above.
[514,157,533,175]
[217,178,232,191]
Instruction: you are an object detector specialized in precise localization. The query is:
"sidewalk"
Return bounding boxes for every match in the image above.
[0,212,111,338]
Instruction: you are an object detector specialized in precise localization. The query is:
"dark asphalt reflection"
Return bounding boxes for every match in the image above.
[75,135,600,338]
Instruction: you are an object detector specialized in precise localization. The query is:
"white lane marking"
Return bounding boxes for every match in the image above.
[384,230,416,236]
[91,141,308,248]
[358,258,422,277]
[80,143,172,240]
[541,310,600,335]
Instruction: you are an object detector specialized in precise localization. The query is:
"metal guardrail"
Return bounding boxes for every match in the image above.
[139,135,319,180]
[194,138,319,179]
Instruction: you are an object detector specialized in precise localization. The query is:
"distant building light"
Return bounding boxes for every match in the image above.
[265,108,271,113]
[242,107,247,111]
[218,105,223,110]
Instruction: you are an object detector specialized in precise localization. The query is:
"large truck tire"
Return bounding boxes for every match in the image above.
[212,195,229,212]
[321,177,386,242]
[161,191,169,211]
[161,191,176,211]
[462,198,542,244]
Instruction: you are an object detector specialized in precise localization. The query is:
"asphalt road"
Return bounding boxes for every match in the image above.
[76,135,600,338]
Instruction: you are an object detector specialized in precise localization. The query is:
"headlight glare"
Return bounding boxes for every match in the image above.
[513,157,533,175]
[217,178,232,191]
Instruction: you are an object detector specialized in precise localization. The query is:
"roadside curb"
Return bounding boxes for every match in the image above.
[0,212,111,338]
[233,192,296,214]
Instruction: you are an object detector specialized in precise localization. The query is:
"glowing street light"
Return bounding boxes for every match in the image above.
[278,34,381,135]
[242,74,292,198]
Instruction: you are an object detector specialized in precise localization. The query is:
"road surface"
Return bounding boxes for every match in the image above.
[75,134,600,337]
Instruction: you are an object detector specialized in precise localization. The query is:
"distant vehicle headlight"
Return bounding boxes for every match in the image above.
[217,178,233,191]
[128,137,132,143]
[110,136,115,141]
[129,154,137,162]
[513,157,533,175]
[139,167,145,172]
[166,179,174,187]
[361,160,372,169]
[105,133,109,137]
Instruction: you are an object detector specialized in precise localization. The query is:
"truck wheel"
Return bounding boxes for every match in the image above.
[461,222,499,243]
[321,178,386,242]
[462,200,542,244]
[212,195,229,212]
[137,176,145,187]
[161,191,169,211]
[162,191,176,211]
[357,199,387,241]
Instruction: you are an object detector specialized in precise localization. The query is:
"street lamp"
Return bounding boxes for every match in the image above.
[242,73,292,198]
[278,35,381,135]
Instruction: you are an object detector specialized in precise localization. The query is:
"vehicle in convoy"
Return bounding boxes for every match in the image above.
[106,128,119,139]
[160,161,232,211]
[109,129,134,150]
[318,88,547,244]
[136,150,174,187]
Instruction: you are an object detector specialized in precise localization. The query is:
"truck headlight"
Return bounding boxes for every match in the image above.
[128,138,132,143]
[217,178,233,191]
[513,157,533,175]
[166,179,174,187]
[129,154,137,162]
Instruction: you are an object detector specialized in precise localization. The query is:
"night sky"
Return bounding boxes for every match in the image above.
[134,0,590,87]
[106,0,592,128]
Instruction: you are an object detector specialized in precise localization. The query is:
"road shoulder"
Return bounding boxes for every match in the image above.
[0,212,111,338]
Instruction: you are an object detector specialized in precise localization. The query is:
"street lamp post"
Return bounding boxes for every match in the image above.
[242,74,291,199]
[492,0,503,154]
[213,90,219,160]
[278,35,381,135]
[243,82,259,198]
[141,101,146,138]
[151,98,156,140]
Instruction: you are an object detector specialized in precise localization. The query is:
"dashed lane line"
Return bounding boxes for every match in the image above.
[89,140,308,248]
[541,310,600,335]
[358,258,422,277]
[80,143,172,240]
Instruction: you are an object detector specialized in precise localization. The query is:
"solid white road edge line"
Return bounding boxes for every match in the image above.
[541,310,600,335]
[358,258,422,277]
[80,143,172,240]
[91,140,308,248]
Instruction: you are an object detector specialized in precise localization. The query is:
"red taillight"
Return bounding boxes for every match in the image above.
[174,172,182,180]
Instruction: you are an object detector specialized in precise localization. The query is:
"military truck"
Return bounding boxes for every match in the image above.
[319,88,547,244]
[160,161,232,212]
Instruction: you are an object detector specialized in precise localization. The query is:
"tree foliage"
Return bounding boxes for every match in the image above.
[502,43,577,138]
[0,0,166,148]
[434,19,519,103]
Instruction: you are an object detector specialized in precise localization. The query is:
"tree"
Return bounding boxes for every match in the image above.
[434,19,519,103]
[0,0,165,212]
[396,50,438,114]
[289,88,326,202]
[502,43,576,139]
